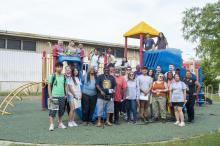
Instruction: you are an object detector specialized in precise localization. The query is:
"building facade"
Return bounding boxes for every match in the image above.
[0,30,139,92]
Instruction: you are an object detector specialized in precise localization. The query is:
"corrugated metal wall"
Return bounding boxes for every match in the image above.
[0,50,42,91]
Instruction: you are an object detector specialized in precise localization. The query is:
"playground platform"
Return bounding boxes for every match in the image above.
[0,97,220,145]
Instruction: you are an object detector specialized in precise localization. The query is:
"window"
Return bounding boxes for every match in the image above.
[0,38,5,48]
[115,48,124,58]
[7,39,21,50]
[23,40,36,51]
[96,48,105,55]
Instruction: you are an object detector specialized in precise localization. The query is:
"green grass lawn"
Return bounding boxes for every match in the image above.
[8,131,220,146]
[0,98,220,145]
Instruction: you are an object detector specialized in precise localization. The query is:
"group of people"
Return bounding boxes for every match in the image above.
[48,60,200,131]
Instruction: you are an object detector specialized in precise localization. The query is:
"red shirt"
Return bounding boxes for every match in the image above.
[114,75,127,102]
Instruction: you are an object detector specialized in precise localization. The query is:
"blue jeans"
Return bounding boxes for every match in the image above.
[126,99,137,122]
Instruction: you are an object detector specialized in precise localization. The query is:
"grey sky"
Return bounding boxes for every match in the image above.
[0,0,216,59]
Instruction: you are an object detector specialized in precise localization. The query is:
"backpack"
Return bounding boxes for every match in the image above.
[51,73,66,90]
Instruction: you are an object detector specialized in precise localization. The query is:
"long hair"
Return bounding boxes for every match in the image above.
[148,69,155,78]
[86,67,97,83]
[71,67,80,85]
[157,32,167,42]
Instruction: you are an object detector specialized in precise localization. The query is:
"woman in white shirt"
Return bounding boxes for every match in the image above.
[67,67,82,127]
[89,48,100,72]
[170,74,187,127]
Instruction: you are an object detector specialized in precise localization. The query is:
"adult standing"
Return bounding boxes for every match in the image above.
[113,68,127,124]
[134,65,142,77]
[154,65,163,81]
[170,74,187,127]
[137,66,153,122]
[166,72,175,120]
[151,73,168,122]
[183,70,200,123]
[81,67,97,125]
[165,64,176,78]
[96,66,116,126]
[126,72,140,124]
[144,33,155,51]
[155,32,168,50]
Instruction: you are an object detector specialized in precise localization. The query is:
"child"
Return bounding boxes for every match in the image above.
[66,67,82,127]
[48,62,67,131]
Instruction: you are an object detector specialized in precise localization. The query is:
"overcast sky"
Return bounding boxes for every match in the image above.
[0,0,216,59]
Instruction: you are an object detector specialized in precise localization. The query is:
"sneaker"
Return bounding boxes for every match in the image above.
[49,124,54,131]
[71,121,78,127]
[58,123,66,129]
[179,122,185,127]
[68,122,74,127]
[174,121,180,125]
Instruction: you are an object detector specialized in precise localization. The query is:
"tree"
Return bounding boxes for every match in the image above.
[182,1,220,89]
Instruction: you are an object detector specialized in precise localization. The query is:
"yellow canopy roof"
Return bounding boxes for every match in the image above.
[123,21,159,39]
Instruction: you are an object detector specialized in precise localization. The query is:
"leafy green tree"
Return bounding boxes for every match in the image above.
[182,1,220,89]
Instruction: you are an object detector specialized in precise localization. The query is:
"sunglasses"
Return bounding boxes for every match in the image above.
[129,74,134,76]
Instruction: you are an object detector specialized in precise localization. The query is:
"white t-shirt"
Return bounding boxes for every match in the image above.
[170,81,186,102]
[90,54,99,67]
[137,75,153,100]
[67,77,81,99]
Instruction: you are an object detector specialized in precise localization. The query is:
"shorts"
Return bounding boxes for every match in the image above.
[97,98,114,116]
[67,95,74,103]
[172,102,184,107]
[49,97,66,117]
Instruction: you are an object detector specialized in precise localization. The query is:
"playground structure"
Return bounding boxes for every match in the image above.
[0,21,210,116]
[0,81,42,115]
[124,21,205,105]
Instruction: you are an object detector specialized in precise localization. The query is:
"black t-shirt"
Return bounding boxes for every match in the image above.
[183,77,196,95]
[96,74,116,99]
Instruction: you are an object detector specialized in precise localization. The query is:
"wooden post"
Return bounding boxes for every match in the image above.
[124,37,128,57]
[139,34,144,66]
[52,47,58,73]
[42,50,46,111]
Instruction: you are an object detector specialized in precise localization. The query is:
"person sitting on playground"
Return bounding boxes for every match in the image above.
[65,40,80,56]
[96,66,116,127]
[106,48,116,67]
[89,48,100,72]
[66,67,82,127]
[170,74,187,127]
[121,57,129,68]
[155,32,168,50]
[54,40,65,55]
[79,44,85,63]
[144,33,155,51]
[48,62,67,131]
